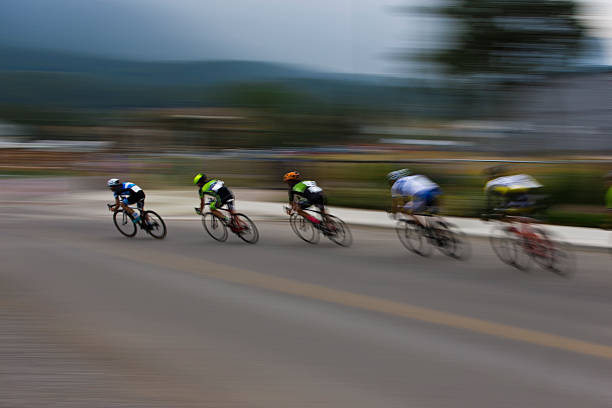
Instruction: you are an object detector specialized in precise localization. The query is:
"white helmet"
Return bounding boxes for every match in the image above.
[107,178,121,188]
[386,168,411,182]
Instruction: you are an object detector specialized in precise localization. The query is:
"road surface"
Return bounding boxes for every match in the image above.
[1,192,612,407]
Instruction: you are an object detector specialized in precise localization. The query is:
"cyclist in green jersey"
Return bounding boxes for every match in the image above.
[283,171,328,225]
[193,173,236,223]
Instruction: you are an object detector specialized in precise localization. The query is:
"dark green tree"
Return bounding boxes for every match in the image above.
[412,0,587,79]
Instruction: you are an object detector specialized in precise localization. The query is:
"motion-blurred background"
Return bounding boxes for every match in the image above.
[1,0,611,225]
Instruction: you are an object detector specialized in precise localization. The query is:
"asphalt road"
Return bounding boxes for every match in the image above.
[1,198,612,407]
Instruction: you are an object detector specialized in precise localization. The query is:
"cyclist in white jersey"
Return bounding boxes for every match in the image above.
[107,178,146,223]
[387,169,442,216]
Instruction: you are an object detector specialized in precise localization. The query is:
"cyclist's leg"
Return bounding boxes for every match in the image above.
[208,197,227,222]
[296,198,320,223]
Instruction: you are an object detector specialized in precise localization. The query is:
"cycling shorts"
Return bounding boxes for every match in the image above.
[122,190,145,209]
[297,193,326,211]
[208,186,234,211]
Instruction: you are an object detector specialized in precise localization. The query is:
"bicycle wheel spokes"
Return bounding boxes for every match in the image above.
[325,216,352,247]
[113,210,137,237]
[396,219,430,256]
[289,213,319,244]
[143,210,167,239]
[435,221,471,260]
[202,212,228,242]
[537,230,576,278]
[490,225,531,271]
[233,214,259,244]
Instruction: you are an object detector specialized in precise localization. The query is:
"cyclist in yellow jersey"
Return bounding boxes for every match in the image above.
[482,165,543,216]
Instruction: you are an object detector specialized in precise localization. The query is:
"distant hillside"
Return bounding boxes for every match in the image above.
[0,46,474,118]
[0,46,326,86]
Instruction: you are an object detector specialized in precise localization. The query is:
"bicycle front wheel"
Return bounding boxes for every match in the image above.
[143,210,167,239]
[289,213,319,244]
[202,212,228,242]
[113,210,137,237]
[234,213,259,244]
[325,215,352,247]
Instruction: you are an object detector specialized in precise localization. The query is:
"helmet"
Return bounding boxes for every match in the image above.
[386,168,411,182]
[283,171,301,182]
[193,173,207,185]
[107,178,121,188]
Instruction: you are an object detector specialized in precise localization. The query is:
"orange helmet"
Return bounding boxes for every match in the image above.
[283,171,301,182]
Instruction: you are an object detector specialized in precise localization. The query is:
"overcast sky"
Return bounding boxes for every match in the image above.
[1,0,610,75]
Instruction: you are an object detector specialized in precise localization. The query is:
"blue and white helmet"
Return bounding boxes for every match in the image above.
[107,178,121,188]
[386,168,411,182]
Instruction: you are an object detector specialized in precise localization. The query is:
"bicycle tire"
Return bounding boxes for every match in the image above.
[490,225,531,271]
[396,219,430,256]
[289,213,319,244]
[113,210,137,237]
[233,213,259,244]
[434,220,471,260]
[143,210,167,239]
[202,212,228,242]
[538,230,576,278]
[325,215,352,247]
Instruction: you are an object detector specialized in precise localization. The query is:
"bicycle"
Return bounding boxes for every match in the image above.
[285,206,352,247]
[107,203,167,239]
[485,213,575,277]
[394,212,470,259]
[196,207,259,244]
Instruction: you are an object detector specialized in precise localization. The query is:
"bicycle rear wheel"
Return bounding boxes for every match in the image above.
[289,213,319,244]
[233,213,259,244]
[537,230,576,278]
[202,212,228,242]
[325,215,352,247]
[433,220,471,260]
[396,219,430,256]
[143,210,167,239]
[113,210,137,237]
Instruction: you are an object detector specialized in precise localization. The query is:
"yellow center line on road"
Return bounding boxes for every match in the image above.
[24,218,611,362]
[76,242,612,362]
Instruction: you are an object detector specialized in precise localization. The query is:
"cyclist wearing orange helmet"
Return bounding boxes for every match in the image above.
[283,171,328,224]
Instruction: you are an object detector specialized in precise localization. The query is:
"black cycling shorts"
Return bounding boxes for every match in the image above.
[122,190,145,209]
[297,193,326,211]
[209,186,234,211]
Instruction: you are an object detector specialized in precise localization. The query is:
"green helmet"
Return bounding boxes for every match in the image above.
[386,168,411,182]
[193,173,207,185]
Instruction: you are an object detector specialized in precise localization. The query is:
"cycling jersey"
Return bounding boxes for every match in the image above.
[485,174,542,194]
[391,175,439,198]
[113,182,145,208]
[113,182,143,198]
[289,181,325,211]
[289,181,323,202]
[199,179,234,211]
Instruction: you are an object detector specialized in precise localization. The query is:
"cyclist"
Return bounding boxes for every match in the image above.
[387,169,442,218]
[283,171,328,226]
[107,178,145,223]
[482,165,543,216]
[193,173,237,225]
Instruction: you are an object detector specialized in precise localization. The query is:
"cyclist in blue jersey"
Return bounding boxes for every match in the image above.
[107,178,146,223]
[387,168,442,218]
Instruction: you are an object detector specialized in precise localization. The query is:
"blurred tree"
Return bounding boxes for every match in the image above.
[412,0,586,79]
